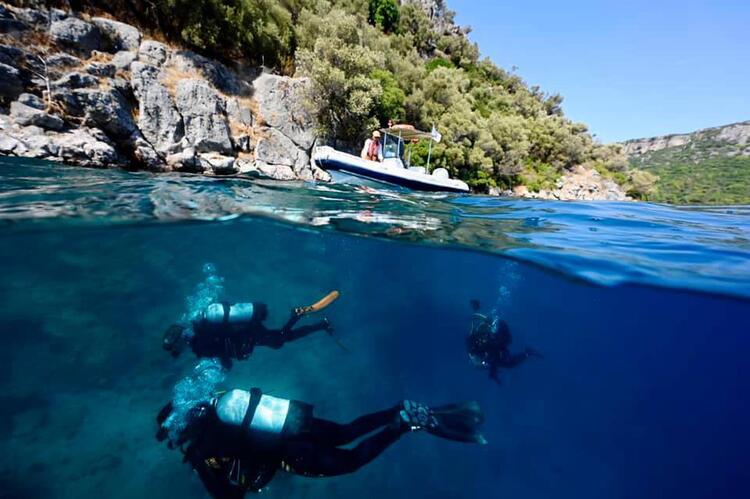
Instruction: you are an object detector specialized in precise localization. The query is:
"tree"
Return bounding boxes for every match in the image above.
[368,0,400,33]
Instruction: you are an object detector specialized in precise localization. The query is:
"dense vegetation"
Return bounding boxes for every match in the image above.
[38,0,652,194]
[627,129,750,204]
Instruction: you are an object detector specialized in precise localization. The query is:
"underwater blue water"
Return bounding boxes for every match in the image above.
[0,157,749,499]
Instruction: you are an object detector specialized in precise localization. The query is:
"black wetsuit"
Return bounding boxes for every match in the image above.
[177,405,404,497]
[190,309,329,361]
[467,318,532,383]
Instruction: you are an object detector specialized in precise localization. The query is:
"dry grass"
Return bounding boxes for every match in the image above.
[159,64,203,98]
[88,51,114,63]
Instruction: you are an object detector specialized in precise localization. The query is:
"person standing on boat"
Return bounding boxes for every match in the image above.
[361,130,383,162]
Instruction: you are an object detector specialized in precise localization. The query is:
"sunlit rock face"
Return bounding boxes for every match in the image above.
[0,3,325,181]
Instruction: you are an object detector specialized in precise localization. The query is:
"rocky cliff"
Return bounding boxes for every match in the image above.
[621,121,750,204]
[623,121,750,159]
[0,2,328,181]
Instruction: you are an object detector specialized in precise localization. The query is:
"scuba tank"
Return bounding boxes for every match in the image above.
[214,389,291,436]
[198,303,255,331]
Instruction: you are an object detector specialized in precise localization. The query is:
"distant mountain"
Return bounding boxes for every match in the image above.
[622,121,750,204]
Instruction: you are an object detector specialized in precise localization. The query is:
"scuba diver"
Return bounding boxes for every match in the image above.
[157,387,486,497]
[467,300,542,384]
[162,291,340,365]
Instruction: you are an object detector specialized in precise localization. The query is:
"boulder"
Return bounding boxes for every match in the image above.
[131,61,184,153]
[253,74,315,150]
[0,62,23,100]
[132,134,167,171]
[50,17,101,53]
[200,154,236,174]
[175,79,232,154]
[8,6,49,27]
[172,50,248,95]
[166,147,202,172]
[46,53,82,69]
[67,88,138,139]
[18,93,45,110]
[111,50,136,71]
[254,127,299,167]
[254,161,296,181]
[53,127,122,167]
[10,101,64,130]
[0,132,25,154]
[138,40,168,66]
[0,44,22,65]
[91,17,141,52]
[53,71,99,89]
[85,62,116,78]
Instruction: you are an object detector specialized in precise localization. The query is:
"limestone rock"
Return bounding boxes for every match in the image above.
[253,74,315,150]
[166,147,202,172]
[53,72,99,89]
[131,61,184,153]
[10,101,64,130]
[201,154,236,175]
[175,79,232,154]
[0,62,23,100]
[111,50,136,71]
[132,135,166,171]
[172,50,248,95]
[0,44,22,65]
[46,53,82,69]
[255,160,296,181]
[0,132,24,154]
[18,93,45,110]
[91,17,141,52]
[138,40,168,66]
[50,17,101,53]
[85,62,116,78]
[53,127,122,167]
[68,88,138,139]
[254,127,298,167]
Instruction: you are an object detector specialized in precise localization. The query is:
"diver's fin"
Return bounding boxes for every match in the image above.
[427,401,487,445]
[470,299,481,311]
[400,400,487,445]
[294,290,340,316]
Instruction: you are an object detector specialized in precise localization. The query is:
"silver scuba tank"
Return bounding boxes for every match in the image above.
[214,389,290,435]
[201,302,255,328]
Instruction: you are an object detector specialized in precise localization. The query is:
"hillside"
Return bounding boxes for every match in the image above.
[623,121,750,204]
[0,0,645,199]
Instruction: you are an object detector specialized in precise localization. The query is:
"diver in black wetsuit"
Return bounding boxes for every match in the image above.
[156,389,486,497]
[466,300,541,384]
[162,292,339,365]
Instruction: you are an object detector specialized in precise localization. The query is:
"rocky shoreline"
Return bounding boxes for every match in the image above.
[0,2,628,200]
[0,2,328,181]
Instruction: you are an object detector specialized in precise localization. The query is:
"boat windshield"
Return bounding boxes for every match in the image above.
[382,134,404,160]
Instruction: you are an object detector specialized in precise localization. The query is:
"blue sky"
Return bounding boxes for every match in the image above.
[453,0,750,142]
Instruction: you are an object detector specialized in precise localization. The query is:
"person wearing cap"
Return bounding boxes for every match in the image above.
[360,130,383,162]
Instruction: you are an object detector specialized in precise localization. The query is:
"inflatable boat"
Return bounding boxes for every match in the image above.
[311,126,470,194]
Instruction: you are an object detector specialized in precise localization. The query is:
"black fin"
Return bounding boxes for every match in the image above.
[427,401,487,444]
[470,299,481,312]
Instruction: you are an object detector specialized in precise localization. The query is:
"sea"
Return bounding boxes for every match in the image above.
[1,155,749,499]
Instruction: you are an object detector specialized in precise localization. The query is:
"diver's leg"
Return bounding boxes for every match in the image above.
[285,426,404,477]
[499,351,530,368]
[310,407,399,446]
